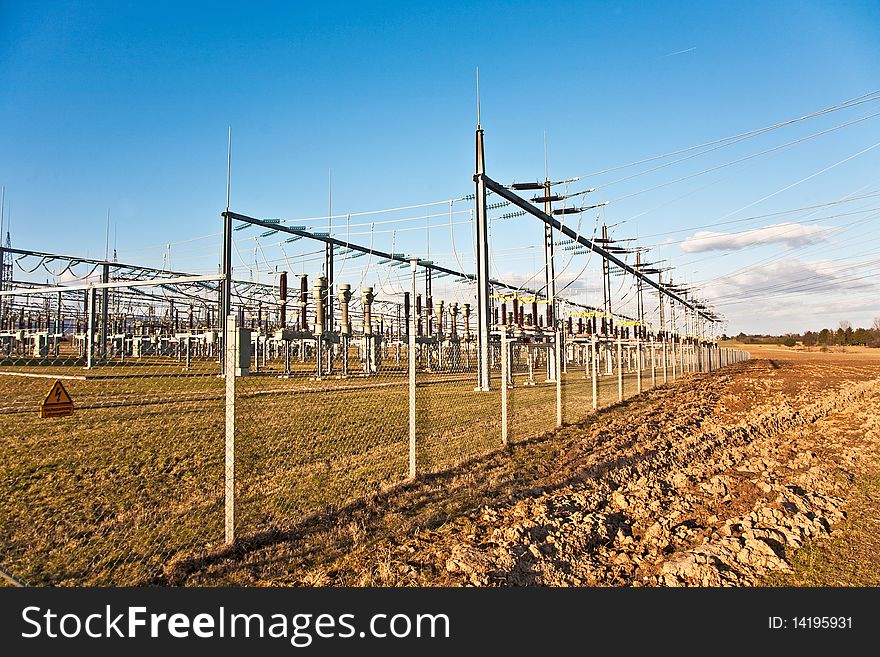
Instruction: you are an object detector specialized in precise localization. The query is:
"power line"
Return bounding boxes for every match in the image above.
[568,88,880,181]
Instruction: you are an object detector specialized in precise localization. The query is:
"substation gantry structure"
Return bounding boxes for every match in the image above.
[471,120,724,391]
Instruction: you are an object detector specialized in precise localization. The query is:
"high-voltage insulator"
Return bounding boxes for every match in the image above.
[337,283,352,335]
[313,277,326,334]
[362,287,375,336]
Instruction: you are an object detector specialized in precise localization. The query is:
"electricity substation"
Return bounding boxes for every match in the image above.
[0,123,748,587]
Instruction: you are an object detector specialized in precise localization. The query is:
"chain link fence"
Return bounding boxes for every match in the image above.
[233,287,411,539]
[0,276,749,585]
[0,278,225,586]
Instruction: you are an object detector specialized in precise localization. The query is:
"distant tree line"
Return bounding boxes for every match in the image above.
[731,319,880,348]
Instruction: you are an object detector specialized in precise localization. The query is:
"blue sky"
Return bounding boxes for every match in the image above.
[2,0,879,334]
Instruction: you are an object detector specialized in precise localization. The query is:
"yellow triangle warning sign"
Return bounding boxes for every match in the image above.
[43,380,72,405]
[39,380,74,418]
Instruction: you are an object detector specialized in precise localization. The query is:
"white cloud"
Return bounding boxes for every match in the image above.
[57,269,102,285]
[704,257,877,334]
[680,222,836,253]
[705,257,867,300]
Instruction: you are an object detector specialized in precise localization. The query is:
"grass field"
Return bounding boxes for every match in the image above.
[0,350,670,585]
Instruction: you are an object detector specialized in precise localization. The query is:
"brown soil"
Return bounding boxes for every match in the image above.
[165,346,880,586]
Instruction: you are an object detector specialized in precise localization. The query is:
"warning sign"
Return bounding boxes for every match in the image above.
[38,380,74,418]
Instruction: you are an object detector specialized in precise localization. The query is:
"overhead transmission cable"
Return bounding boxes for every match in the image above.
[565,88,880,182]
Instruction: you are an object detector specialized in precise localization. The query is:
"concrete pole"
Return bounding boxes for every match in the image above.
[617,332,623,403]
[224,313,236,544]
[680,335,686,375]
[555,329,563,427]
[526,345,535,385]
[501,328,508,446]
[670,300,677,381]
[636,333,642,394]
[591,333,598,411]
[100,263,109,361]
[662,333,668,383]
[408,260,418,480]
[582,342,589,380]
[86,287,95,369]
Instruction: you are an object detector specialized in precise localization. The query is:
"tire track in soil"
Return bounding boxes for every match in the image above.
[439,375,880,586]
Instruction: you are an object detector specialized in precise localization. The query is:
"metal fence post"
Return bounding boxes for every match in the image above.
[408,259,418,480]
[224,313,236,545]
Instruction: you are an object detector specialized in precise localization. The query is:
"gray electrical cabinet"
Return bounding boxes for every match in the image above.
[235,327,251,376]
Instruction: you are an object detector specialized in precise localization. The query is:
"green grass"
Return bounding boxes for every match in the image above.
[0,353,671,586]
[763,459,880,587]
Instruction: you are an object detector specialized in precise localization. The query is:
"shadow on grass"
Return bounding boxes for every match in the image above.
[159,378,718,585]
